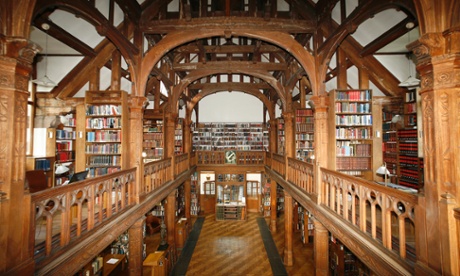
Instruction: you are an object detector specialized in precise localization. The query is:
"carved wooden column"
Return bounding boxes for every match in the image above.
[269,178,277,232]
[0,37,38,275]
[282,111,295,159]
[283,192,293,266]
[269,119,277,154]
[310,95,328,203]
[166,190,176,246]
[412,29,460,275]
[128,218,144,275]
[164,111,177,179]
[129,96,147,203]
[313,218,329,276]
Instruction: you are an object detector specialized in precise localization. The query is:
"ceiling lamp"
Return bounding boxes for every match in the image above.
[32,23,57,88]
[399,31,419,88]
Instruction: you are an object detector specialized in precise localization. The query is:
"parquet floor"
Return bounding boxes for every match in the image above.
[140,212,315,276]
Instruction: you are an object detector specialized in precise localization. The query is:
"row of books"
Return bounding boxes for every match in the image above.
[144,132,163,140]
[143,126,163,132]
[85,143,121,154]
[143,148,163,157]
[56,129,76,140]
[335,115,372,126]
[405,102,417,113]
[86,117,122,129]
[336,127,372,139]
[296,123,314,132]
[56,151,75,162]
[35,158,51,171]
[336,157,371,170]
[194,145,266,151]
[296,108,313,116]
[87,155,121,166]
[86,104,122,116]
[296,116,314,123]
[296,133,314,140]
[336,143,371,157]
[335,102,371,113]
[56,140,73,151]
[406,90,417,102]
[87,167,120,178]
[143,140,163,148]
[296,141,314,149]
[383,132,397,141]
[335,90,371,101]
[86,130,121,142]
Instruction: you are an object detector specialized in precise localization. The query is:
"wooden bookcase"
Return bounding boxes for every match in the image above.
[77,91,128,178]
[329,89,375,179]
[175,118,183,155]
[55,114,76,186]
[190,172,200,216]
[277,118,285,155]
[143,117,163,161]
[382,111,399,184]
[27,128,56,188]
[295,108,314,162]
[193,122,266,151]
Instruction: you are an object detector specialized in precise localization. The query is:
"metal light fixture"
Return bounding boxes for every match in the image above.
[32,23,57,88]
[391,114,402,123]
[399,30,420,88]
[52,162,70,187]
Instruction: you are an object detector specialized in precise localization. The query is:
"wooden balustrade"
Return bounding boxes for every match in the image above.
[271,153,286,177]
[31,169,136,260]
[143,158,172,194]
[287,158,314,194]
[174,153,189,176]
[195,151,265,165]
[320,168,418,261]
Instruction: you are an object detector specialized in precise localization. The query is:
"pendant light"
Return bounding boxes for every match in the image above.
[32,23,57,88]
[399,29,420,87]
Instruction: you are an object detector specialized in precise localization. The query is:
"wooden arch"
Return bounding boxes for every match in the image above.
[171,69,285,115]
[139,29,316,101]
[187,82,276,121]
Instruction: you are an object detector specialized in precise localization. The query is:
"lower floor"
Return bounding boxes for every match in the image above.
[135,212,314,275]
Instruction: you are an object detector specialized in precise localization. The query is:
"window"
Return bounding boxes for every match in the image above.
[246,181,260,198]
[204,181,215,195]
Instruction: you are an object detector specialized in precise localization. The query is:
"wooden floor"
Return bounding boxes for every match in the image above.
[138,212,314,276]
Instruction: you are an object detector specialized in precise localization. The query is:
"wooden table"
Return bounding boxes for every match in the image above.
[103,254,126,276]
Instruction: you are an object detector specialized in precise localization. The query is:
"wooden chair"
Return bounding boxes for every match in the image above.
[145,214,161,235]
[26,170,49,193]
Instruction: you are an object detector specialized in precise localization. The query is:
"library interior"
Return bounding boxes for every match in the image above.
[1,0,459,275]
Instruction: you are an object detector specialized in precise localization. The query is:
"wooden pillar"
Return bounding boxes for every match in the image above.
[0,37,37,275]
[283,192,293,266]
[129,97,147,203]
[269,119,277,153]
[313,218,329,276]
[282,111,295,159]
[89,67,100,91]
[310,95,328,203]
[128,218,144,276]
[269,178,277,232]
[166,190,176,246]
[412,30,460,275]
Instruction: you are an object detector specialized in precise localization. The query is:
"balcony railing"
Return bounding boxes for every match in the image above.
[143,158,172,194]
[31,169,136,261]
[195,151,265,165]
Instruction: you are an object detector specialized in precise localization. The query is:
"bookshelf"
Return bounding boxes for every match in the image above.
[190,172,200,216]
[55,114,76,185]
[329,89,374,178]
[176,184,186,219]
[175,118,183,155]
[193,122,266,151]
[295,108,314,162]
[143,118,163,161]
[83,91,128,178]
[262,182,271,217]
[297,206,314,244]
[404,89,417,127]
[277,118,285,155]
[382,111,398,184]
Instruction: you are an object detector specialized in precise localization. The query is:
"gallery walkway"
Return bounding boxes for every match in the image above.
[169,213,315,275]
